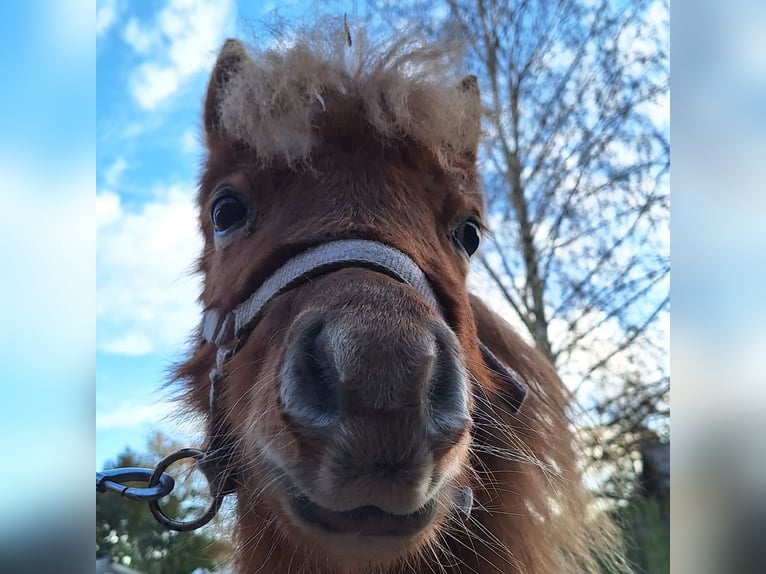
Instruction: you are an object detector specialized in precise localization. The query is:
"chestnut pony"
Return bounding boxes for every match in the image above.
[176,23,625,574]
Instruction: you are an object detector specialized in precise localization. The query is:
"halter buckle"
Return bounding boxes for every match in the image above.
[201,309,234,345]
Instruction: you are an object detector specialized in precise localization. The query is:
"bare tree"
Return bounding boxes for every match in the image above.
[360,0,670,499]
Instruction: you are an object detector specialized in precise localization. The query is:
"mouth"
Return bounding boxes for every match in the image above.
[287,493,439,537]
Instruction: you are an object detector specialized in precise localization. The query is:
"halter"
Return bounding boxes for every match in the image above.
[196,239,527,501]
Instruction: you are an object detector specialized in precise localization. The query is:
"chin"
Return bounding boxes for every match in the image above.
[274,480,451,564]
[268,468,462,567]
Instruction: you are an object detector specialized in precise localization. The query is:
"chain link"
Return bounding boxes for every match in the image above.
[96,467,175,502]
[96,448,225,531]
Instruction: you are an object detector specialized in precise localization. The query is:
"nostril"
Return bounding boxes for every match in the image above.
[428,362,470,431]
[280,319,340,428]
[427,331,471,446]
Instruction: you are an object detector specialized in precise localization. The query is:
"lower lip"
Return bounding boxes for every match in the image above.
[289,494,439,537]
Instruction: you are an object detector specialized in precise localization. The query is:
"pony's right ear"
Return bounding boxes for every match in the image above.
[204,39,249,137]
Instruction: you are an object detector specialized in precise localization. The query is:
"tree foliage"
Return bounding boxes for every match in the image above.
[361,0,669,499]
[96,433,232,573]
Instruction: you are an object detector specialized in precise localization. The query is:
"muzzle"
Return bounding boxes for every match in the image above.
[197,239,527,510]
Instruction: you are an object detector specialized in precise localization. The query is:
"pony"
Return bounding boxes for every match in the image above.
[175,20,626,574]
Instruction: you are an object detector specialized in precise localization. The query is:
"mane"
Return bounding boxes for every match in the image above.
[214,18,479,168]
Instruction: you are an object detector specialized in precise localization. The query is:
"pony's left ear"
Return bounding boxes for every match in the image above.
[469,294,529,414]
[479,342,528,413]
[204,39,250,137]
[456,74,482,159]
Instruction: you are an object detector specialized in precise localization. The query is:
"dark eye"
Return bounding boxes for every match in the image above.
[453,219,481,257]
[212,194,248,234]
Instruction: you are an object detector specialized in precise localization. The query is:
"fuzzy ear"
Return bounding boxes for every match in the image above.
[479,342,527,413]
[457,74,482,159]
[469,294,529,414]
[204,39,249,137]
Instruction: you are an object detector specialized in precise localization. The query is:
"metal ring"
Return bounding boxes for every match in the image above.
[148,448,223,532]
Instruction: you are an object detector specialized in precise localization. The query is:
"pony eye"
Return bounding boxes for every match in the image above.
[212,194,248,234]
[453,219,481,257]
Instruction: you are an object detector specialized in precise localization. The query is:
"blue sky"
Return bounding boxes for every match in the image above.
[96,0,317,469]
[94,0,674,471]
[94,0,672,472]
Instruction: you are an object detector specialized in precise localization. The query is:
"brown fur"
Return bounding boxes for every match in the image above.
[175,21,627,574]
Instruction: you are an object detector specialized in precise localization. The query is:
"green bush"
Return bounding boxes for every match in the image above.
[612,498,670,574]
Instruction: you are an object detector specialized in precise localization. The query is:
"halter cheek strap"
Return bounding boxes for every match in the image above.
[198,239,527,495]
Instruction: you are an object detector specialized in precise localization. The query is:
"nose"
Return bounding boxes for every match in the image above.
[279,312,470,444]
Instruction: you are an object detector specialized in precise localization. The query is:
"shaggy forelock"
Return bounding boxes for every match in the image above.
[215,18,479,167]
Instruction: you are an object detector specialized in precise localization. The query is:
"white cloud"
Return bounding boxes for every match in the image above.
[96,400,177,429]
[642,89,670,131]
[122,17,155,54]
[103,156,128,187]
[644,0,669,48]
[468,264,532,342]
[97,0,118,37]
[97,184,203,356]
[96,398,206,446]
[123,0,236,110]
[96,190,122,227]
[132,65,180,109]
[181,128,201,154]
[100,332,154,356]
